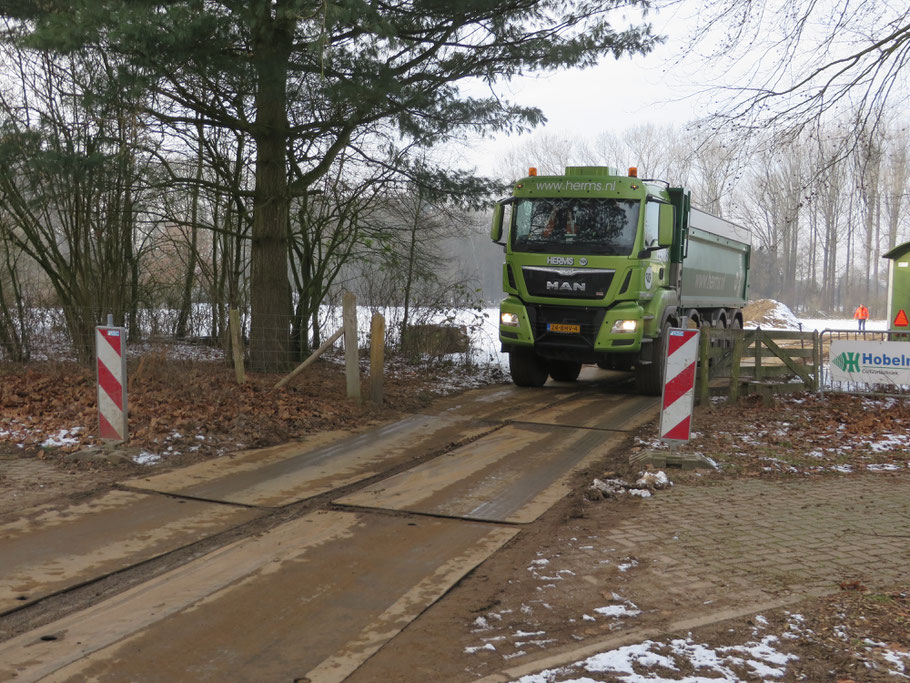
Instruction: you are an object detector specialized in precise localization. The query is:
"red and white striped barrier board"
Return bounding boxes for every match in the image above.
[659,328,700,442]
[96,326,128,442]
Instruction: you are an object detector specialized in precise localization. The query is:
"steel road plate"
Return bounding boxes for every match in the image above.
[335,423,624,524]
[0,490,261,614]
[0,511,516,683]
[124,413,491,507]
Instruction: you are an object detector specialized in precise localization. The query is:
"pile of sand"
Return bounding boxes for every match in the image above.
[743,299,802,329]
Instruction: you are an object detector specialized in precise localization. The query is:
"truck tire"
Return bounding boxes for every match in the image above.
[635,323,669,396]
[509,348,549,387]
[548,360,582,382]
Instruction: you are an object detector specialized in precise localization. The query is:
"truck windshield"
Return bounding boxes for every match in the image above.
[510,198,640,255]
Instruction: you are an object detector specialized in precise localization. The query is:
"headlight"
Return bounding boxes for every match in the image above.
[611,319,638,333]
[501,312,520,327]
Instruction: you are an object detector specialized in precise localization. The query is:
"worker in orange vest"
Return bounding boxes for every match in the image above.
[853,304,869,331]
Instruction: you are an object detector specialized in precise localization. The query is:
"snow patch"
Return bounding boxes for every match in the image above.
[133,451,163,466]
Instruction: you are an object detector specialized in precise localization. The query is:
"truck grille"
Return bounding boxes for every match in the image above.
[521,267,614,299]
[527,305,606,349]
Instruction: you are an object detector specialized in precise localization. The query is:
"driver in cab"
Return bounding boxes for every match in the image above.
[542,207,576,238]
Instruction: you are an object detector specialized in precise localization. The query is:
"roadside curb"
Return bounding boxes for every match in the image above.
[474,592,819,682]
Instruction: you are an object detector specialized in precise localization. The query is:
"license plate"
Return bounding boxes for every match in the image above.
[547,323,580,334]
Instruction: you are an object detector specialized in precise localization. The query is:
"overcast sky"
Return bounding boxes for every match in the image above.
[461,3,705,176]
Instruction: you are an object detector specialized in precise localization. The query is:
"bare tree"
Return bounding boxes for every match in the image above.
[0,45,156,360]
[882,129,910,251]
[494,132,589,180]
[665,1,910,155]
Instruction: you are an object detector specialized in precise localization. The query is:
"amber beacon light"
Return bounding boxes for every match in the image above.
[628,167,638,178]
[528,167,538,177]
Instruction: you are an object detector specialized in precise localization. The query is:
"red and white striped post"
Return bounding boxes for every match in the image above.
[659,328,700,443]
[96,323,128,442]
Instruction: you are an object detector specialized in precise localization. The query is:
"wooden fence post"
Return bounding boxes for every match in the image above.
[229,309,246,384]
[370,313,385,405]
[343,291,361,400]
[754,329,763,380]
[812,331,821,391]
[697,326,710,404]
[728,331,745,402]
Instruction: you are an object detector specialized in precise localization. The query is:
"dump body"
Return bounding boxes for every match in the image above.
[490,166,751,393]
[679,208,750,310]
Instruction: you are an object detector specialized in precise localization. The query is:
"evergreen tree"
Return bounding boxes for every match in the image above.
[2,0,659,370]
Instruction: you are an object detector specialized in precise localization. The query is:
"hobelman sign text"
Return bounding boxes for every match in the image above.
[830,340,910,385]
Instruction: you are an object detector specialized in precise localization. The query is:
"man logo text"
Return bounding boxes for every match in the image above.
[547,281,585,293]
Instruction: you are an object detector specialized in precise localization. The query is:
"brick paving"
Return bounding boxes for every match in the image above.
[465,471,910,683]
[608,472,910,598]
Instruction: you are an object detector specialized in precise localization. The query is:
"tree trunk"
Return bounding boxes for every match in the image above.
[176,118,205,339]
[249,15,293,372]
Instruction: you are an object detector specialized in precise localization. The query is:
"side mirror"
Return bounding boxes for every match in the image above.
[490,204,504,242]
[658,203,674,247]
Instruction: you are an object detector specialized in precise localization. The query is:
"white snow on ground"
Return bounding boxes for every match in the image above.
[593,603,641,619]
[589,471,672,499]
[133,451,163,466]
[801,317,887,333]
[513,630,801,683]
[39,427,83,448]
[617,558,638,572]
[872,641,910,676]
[634,393,910,476]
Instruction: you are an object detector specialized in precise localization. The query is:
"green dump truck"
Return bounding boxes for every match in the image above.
[490,166,751,394]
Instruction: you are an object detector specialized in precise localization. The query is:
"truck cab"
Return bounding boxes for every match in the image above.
[491,166,749,394]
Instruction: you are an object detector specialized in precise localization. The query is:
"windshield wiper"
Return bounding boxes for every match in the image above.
[517,241,554,252]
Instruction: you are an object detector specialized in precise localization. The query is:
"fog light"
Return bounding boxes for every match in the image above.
[501,312,520,327]
[611,319,638,333]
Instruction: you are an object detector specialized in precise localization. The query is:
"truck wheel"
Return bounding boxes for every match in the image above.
[548,360,582,382]
[509,348,549,387]
[635,323,669,396]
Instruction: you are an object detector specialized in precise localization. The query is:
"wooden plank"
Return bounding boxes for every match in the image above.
[745,347,815,360]
[273,326,344,390]
[762,336,813,386]
[742,329,816,341]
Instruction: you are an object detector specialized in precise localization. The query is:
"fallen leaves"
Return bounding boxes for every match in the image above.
[0,355,456,465]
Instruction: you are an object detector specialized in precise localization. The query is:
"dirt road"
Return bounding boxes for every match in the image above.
[0,368,659,681]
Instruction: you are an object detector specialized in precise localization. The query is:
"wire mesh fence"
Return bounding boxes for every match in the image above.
[0,302,505,374]
[818,328,910,398]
